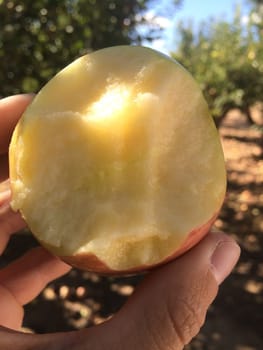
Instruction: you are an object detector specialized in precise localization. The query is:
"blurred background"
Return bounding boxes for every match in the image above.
[0,0,262,349]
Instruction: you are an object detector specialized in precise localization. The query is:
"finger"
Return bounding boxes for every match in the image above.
[0,326,75,349]
[103,232,240,350]
[0,286,24,330]
[0,188,26,253]
[0,247,71,306]
[0,94,33,155]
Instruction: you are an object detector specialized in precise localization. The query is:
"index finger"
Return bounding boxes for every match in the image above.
[0,94,33,155]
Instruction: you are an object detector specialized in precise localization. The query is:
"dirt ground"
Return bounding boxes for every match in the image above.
[1,110,263,349]
[186,111,263,350]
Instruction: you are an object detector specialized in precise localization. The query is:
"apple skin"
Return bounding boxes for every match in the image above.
[59,213,218,275]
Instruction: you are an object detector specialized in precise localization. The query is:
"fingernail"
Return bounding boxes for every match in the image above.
[211,240,240,284]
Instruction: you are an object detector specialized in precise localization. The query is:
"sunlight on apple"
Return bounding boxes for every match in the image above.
[86,84,131,122]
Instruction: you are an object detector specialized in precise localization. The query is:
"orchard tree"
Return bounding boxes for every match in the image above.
[0,0,181,96]
[172,5,263,124]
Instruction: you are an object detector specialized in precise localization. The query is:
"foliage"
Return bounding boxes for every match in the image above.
[172,5,263,120]
[0,0,181,96]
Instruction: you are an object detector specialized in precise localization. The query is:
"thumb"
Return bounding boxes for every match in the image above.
[110,231,240,350]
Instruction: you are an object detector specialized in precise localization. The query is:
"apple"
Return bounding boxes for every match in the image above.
[9,46,226,275]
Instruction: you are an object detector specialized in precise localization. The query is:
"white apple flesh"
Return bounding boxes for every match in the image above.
[9,46,226,274]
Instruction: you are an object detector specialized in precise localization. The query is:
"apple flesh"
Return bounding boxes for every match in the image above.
[9,46,226,274]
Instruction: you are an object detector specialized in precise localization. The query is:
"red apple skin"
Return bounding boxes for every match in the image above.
[60,212,219,275]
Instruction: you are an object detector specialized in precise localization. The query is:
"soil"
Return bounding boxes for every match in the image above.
[1,110,263,349]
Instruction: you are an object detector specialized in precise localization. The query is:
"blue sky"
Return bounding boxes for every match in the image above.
[145,0,250,53]
[176,0,243,23]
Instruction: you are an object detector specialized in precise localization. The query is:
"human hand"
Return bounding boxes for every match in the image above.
[0,95,240,349]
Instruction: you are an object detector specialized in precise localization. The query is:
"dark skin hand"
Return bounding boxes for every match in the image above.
[0,95,240,349]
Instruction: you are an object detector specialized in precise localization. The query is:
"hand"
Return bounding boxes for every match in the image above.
[0,95,240,350]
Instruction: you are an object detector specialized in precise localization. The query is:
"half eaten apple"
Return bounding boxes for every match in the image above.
[9,46,226,274]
